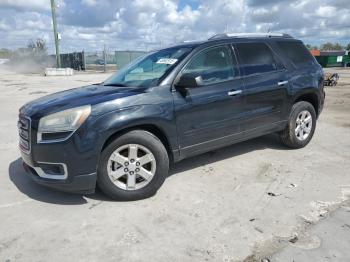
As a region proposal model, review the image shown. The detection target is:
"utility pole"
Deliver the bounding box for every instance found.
[103,44,106,72]
[50,0,61,68]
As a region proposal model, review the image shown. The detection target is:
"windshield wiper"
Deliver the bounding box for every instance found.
[103,83,128,87]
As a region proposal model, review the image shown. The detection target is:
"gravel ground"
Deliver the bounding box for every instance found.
[0,66,349,262]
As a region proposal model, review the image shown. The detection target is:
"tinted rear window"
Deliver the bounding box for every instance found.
[277,41,315,66]
[236,43,280,76]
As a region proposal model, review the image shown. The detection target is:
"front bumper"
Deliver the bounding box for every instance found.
[18,113,100,194]
[22,160,96,194]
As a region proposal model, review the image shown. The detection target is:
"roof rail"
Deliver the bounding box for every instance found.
[182,40,199,43]
[208,33,293,40]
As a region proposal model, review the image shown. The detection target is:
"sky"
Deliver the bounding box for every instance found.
[0,0,349,53]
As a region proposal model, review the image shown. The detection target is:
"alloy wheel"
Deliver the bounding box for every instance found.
[107,144,156,190]
[295,110,313,141]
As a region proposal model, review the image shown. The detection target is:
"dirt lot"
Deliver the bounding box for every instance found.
[0,67,349,262]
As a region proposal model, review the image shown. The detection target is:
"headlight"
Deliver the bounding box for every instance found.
[38,105,91,133]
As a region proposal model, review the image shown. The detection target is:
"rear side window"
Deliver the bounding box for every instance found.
[182,46,236,85]
[277,41,315,66]
[236,42,280,76]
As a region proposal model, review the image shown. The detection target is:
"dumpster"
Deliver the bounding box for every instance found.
[311,50,349,67]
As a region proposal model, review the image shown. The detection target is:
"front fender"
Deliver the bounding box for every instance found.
[93,104,178,153]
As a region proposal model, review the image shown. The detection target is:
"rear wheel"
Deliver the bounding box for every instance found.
[98,130,169,200]
[280,101,316,148]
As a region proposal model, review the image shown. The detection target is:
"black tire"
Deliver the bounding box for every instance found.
[97,130,169,201]
[279,101,317,149]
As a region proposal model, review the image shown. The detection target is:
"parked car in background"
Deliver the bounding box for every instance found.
[95,58,105,65]
[18,33,325,200]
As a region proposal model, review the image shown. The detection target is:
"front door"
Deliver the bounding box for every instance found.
[172,45,245,158]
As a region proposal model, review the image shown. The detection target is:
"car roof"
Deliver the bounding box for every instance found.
[160,33,298,51]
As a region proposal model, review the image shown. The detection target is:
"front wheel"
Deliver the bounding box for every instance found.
[97,130,169,201]
[279,101,317,149]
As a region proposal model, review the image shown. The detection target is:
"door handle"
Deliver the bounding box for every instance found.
[228,90,242,96]
[278,80,289,86]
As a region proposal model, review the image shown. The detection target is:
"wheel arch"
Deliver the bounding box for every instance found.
[293,91,320,116]
[100,124,175,162]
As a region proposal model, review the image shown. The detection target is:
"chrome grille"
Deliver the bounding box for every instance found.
[18,116,31,154]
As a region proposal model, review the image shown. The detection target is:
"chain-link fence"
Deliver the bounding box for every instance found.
[84,50,147,72]
[84,51,115,72]
[1,47,148,73]
[60,52,85,70]
[115,51,146,70]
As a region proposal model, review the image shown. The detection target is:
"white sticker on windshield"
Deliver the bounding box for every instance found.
[156,58,178,65]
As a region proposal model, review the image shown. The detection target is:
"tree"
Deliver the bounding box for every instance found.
[346,43,350,51]
[333,43,343,50]
[27,38,48,55]
[320,42,344,51]
[305,44,319,50]
[0,48,13,58]
[321,42,334,51]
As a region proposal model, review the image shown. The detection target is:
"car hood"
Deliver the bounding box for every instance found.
[20,84,146,119]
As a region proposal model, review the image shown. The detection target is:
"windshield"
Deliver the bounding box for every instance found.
[103,47,193,88]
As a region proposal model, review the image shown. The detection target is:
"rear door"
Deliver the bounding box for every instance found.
[172,44,245,157]
[234,41,289,132]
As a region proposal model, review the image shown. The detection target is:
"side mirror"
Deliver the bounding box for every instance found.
[175,74,204,89]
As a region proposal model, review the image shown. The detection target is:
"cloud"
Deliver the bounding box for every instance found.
[247,0,291,6]
[81,0,98,7]
[0,0,349,53]
[0,0,50,11]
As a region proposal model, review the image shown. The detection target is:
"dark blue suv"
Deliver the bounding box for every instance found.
[19,33,325,200]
